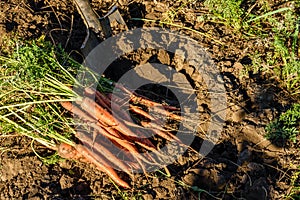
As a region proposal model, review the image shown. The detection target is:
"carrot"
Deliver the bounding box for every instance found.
[130,132,156,149]
[106,93,128,107]
[60,101,153,160]
[78,97,118,126]
[75,131,132,175]
[106,105,155,147]
[126,161,141,170]
[83,87,96,97]
[96,138,136,162]
[134,140,166,160]
[112,120,158,151]
[74,144,130,188]
[87,88,137,125]
[148,106,182,121]
[58,143,130,188]
[114,83,179,111]
[92,121,121,138]
[140,121,182,143]
[61,101,120,137]
[84,87,111,111]
[86,88,182,122]
[95,90,111,108]
[60,101,120,139]
[115,118,144,138]
[91,122,152,169]
[60,101,97,122]
[78,97,144,139]
[58,143,79,159]
[129,105,155,120]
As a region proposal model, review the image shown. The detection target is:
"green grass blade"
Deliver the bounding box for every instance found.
[247,7,292,23]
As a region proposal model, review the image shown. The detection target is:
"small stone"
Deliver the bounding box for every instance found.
[152,177,159,187]
[157,49,170,65]
[224,60,232,66]
[223,66,234,73]
[154,187,168,199]
[154,2,167,13]
[184,66,195,76]
[59,174,74,190]
[184,11,196,23]
[198,105,204,112]
[191,72,203,83]
[59,159,72,169]
[263,108,274,121]
[233,62,243,73]
[142,194,154,200]
[232,109,246,122]
[177,155,188,165]
[29,24,36,29]
[183,172,199,185]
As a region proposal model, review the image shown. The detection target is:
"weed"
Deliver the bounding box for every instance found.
[266,103,300,144]
[286,166,300,199]
[110,179,143,200]
[204,0,300,94]
[274,15,300,93]
[204,0,244,30]
[161,0,197,24]
[240,51,270,78]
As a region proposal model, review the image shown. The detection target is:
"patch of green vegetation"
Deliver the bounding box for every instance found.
[272,32,300,94]
[203,0,300,94]
[204,0,244,30]
[0,37,78,149]
[161,0,197,24]
[266,103,300,144]
[286,166,300,200]
[110,179,144,200]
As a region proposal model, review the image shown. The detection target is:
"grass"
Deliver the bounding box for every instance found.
[202,0,299,94]
[203,0,300,95]
[161,0,197,24]
[265,103,300,144]
[204,0,244,30]
[286,166,300,199]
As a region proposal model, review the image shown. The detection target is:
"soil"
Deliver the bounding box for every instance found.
[0,0,299,199]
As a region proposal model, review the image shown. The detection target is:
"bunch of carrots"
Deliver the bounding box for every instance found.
[0,39,187,189]
[57,83,184,188]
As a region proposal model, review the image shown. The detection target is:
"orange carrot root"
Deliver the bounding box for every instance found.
[74,144,131,188]
[78,97,118,126]
[129,105,155,120]
[75,131,132,175]
[140,121,182,143]
[58,142,130,188]
[59,84,188,188]
[60,101,97,122]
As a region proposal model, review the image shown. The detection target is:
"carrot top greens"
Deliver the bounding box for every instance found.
[0,37,111,152]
